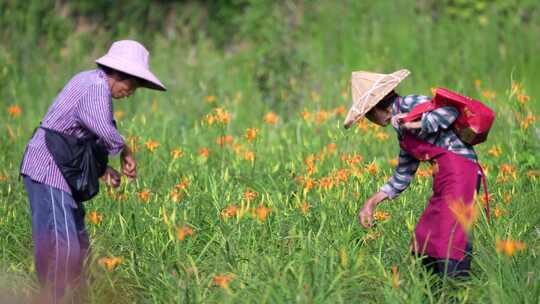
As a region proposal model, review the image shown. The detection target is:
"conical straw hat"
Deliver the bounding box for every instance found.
[343,69,410,129]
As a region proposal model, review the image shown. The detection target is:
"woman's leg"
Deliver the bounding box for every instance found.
[24,177,84,302]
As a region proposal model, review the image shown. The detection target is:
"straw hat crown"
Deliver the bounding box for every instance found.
[343,69,410,129]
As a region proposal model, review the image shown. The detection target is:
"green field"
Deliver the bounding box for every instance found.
[1,1,539,303]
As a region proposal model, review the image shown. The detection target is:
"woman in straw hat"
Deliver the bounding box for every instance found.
[20,40,166,302]
[344,69,480,278]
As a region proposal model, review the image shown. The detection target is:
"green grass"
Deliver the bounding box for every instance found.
[1,1,539,303]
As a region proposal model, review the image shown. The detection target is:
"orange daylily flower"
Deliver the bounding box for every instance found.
[301,111,311,122]
[171,148,184,160]
[314,110,328,124]
[496,239,526,257]
[98,256,123,272]
[245,128,259,142]
[144,140,160,152]
[481,90,496,100]
[521,113,536,130]
[300,201,310,215]
[363,231,383,242]
[221,204,239,218]
[87,211,103,225]
[389,158,398,168]
[334,105,346,116]
[374,211,391,221]
[212,274,235,289]
[169,189,182,203]
[318,176,334,191]
[175,178,190,191]
[356,119,369,131]
[326,143,337,154]
[199,147,210,158]
[7,105,22,118]
[264,112,279,125]
[176,226,194,241]
[114,110,125,120]
[138,189,151,203]
[500,163,517,180]
[365,162,379,175]
[215,108,231,124]
[206,114,217,126]
[243,190,258,202]
[493,206,503,219]
[375,132,389,141]
[216,135,234,147]
[255,204,272,222]
[487,146,502,158]
[474,80,481,90]
[449,199,478,231]
[303,178,316,193]
[243,151,255,163]
[206,95,216,103]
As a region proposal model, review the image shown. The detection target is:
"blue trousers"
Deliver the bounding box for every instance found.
[23,176,89,302]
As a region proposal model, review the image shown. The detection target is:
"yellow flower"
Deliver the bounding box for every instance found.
[264,112,279,125]
[87,211,103,225]
[98,256,123,272]
[144,140,160,152]
[496,239,526,257]
[389,158,398,168]
[176,226,194,241]
[215,108,231,124]
[7,105,22,118]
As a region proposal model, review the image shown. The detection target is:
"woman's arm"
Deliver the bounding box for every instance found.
[76,84,125,156]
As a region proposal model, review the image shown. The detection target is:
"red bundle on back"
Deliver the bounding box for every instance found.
[403,88,496,145]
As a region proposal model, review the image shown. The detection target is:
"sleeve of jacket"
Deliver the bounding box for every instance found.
[380,148,420,199]
[420,106,459,134]
[76,84,125,156]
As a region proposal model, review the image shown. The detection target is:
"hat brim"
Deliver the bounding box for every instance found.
[96,56,167,91]
[343,69,410,129]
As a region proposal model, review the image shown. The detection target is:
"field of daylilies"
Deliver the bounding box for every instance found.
[1,1,540,303]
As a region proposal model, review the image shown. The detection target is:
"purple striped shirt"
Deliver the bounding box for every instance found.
[20,68,125,199]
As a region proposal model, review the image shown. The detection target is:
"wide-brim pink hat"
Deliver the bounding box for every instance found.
[96,40,166,91]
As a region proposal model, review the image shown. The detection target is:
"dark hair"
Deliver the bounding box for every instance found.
[375,90,398,109]
[97,64,135,81]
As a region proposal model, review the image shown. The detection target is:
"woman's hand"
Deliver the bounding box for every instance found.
[358,191,388,228]
[120,146,137,180]
[102,166,121,188]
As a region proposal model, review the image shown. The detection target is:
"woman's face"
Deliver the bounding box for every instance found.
[365,106,392,126]
[109,74,140,99]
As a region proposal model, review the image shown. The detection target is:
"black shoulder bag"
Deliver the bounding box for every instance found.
[41,127,109,202]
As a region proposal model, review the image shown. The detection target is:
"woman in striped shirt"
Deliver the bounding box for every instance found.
[20,40,166,303]
[345,69,481,278]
